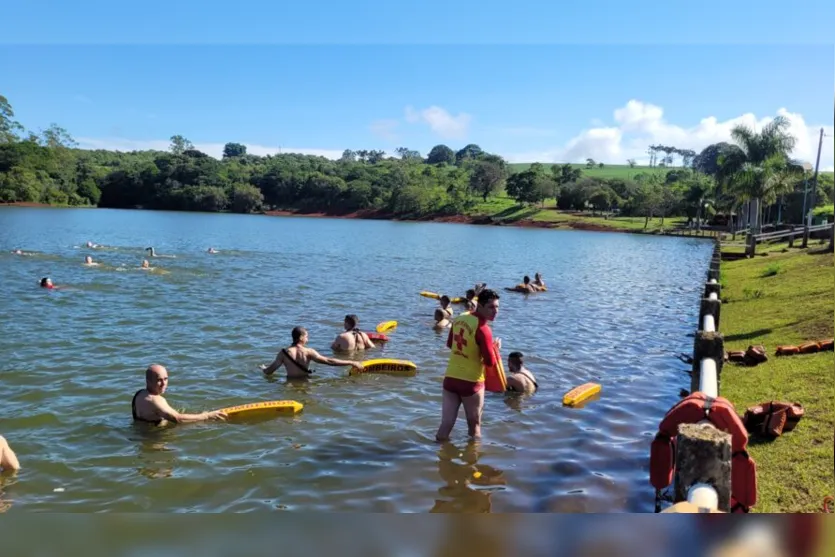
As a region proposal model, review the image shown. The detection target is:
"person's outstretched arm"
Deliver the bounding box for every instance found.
[0,435,21,471]
[309,349,364,371]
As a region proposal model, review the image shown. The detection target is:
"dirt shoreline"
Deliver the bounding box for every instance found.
[262,208,654,235]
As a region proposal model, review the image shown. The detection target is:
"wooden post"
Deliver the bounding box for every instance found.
[745,233,756,257]
[674,423,732,512]
[691,330,724,394]
[788,225,796,248]
[802,222,810,248]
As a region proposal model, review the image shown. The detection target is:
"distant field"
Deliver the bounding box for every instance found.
[508,163,669,180]
[508,162,835,181]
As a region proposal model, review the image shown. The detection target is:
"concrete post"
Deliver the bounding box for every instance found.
[674,423,732,512]
[704,282,721,299]
[788,225,796,248]
[691,331,724,394]
[699,298,722,330]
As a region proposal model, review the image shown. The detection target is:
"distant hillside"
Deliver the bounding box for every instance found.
[508,162,834,180]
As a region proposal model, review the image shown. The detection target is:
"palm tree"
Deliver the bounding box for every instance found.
[718,116,800,233]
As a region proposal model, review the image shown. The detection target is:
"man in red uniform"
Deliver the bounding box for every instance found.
[435,288,501,442]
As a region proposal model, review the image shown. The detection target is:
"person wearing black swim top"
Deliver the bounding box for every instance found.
[262,326,364,379]
[331,314,375,352]
[505,352,538,395]
[132,364,226,425]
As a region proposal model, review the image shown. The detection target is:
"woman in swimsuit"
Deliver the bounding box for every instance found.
[262,326,364,379]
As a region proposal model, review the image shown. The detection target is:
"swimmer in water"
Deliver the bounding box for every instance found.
[261,326,364,379]
[141,259,151,269]
[86,241,99,249]
[207,247,218,254]
[0,435,20,472]
[146,247,156,257]
[331,314,375,352]
[83,255,99,266]
[505,276,537,294]
[532,272,546,291]
[433,308,451,330]
[505,352,538,395]
[439,295,454,319]
[40,277,55,289]
[132,364,227,425]
[464,289,477,313]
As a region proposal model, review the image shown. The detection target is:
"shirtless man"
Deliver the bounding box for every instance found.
[331,315,375,352]
[464,289,477,313]
[84,255,99,266]
[132,364,227,425]
[261,326,364,379]
[505,276,537,294]
[505,352,538,395]
[433,308,451,330]
[532,273,546,291]
[439,296,454,319]
[0,435,20,471]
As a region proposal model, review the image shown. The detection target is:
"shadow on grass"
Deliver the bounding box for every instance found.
[724,329,774,342]
[497,207,540,223]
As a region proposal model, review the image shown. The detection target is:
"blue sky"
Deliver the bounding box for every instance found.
[1,1,833,168]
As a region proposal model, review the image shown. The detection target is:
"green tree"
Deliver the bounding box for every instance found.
[0,94,24,143]
[223,142,247,159]
[426,144,455,165]
[230,183,264,213]
[468,160,506,201]
[455,144,483,165]
[169,135,194,155]
[718,116,800,232]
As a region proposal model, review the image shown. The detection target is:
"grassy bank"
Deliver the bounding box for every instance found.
[467,193,687,232]
[718,244,834,512]
[508,163,669,181]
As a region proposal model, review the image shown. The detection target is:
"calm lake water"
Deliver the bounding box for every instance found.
[0,206,713,512]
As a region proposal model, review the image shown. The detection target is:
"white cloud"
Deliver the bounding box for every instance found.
[505,99,834,171]
[403,105,471,139]
[369,119,399,141]
[75,137,345,160]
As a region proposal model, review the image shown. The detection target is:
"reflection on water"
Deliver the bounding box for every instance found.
[431,441,507,513]
[0,207,714,512]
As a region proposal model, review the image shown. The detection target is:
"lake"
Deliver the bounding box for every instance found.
[0,206,713,512]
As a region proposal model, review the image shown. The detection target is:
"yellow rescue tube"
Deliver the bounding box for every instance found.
[450,297,466,304]
[220,400,304,417]
[420,291,441,300]
[354,358,417,376]
[562,383,601,407]
[376,320,398,333]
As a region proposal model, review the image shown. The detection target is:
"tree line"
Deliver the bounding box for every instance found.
[0,93,831,229]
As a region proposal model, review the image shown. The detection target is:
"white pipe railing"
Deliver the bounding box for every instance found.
[684,258,721,510]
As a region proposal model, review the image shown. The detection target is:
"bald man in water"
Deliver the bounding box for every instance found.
[132,364,226,425]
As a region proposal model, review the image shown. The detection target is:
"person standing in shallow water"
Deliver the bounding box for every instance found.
[436,289,502,442]
[331,315,375,352]
[262,326,364,379]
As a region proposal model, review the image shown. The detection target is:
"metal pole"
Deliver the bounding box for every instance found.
[808,128,824,225]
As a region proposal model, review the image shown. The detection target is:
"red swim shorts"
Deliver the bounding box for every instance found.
[443,377,484,398]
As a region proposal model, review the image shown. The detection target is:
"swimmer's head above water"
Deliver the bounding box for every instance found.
[141,259,150,268]
[343,314,359,331]
[84,255,93,264]
[291,326,309,346]
[146,364,169,395]
[39,277,53,288]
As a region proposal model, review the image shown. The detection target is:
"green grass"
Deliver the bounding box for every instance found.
[508,163,670,181]
[467,193,687,232]
[718,246,834,513]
